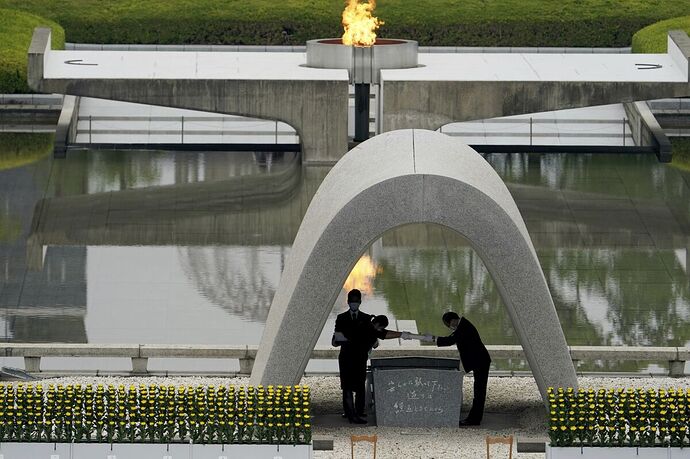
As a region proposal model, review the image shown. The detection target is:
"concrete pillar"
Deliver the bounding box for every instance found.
[24,356,41,373]
[354,84,370,142]
[131,357,149,374]
[669,360,686,377]
[239,357,255,375]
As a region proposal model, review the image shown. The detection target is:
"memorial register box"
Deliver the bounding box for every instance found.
[368,357,463,427]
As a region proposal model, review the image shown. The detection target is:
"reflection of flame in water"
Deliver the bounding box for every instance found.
[342,0,383,47]
[343,254,381,295]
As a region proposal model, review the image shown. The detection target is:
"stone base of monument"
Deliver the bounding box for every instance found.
[368,357,463,427]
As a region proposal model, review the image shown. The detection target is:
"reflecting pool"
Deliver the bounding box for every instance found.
[1,139,689,371]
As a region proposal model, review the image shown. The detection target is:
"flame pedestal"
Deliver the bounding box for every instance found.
[306,38,418,141]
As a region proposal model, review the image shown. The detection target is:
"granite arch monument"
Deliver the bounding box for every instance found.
[250,129,577,400]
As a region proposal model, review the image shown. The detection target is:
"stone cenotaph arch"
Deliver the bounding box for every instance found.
[250,129,577,400]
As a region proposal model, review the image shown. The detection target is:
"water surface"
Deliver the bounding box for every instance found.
[1,146,689,371]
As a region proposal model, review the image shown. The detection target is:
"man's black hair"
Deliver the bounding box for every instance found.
[347,289,362,303]
[372,315,389,328]
[442,311,460,326]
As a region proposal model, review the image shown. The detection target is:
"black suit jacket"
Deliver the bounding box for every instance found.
[333,310,388,390]
[436,316,491,372]
[334,310,385,357]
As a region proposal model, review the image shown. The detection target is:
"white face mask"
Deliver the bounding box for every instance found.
[348,302,360,312]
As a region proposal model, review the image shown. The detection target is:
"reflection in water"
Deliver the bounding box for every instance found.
[177,246,284,322]
[1,140,690,374]
[343,255,380,295]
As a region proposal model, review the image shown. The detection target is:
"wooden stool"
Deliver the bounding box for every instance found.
[486,435,513,459]
[351,434,377,459]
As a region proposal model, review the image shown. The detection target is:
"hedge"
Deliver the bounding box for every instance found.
[632,15,690,53]
[0,383,312,444]
[548,387,690,448]
[1,0,689,47]
[0,9,64,93]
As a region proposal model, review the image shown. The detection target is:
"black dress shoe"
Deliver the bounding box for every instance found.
[349,416,368,424]
[458,419,480,427]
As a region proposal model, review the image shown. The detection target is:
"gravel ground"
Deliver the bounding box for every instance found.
[14,374,690,459]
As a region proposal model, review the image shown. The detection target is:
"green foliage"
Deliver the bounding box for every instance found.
[0,133,53,171]
[0,9,64,93]
[548,387,690,448]
[0,0,688,47]
[632,15,690,53]
[0,383,312,444]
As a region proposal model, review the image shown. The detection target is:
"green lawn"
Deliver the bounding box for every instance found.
[0,8,64,93]
[632,15,690,52]
[0,0,689,47]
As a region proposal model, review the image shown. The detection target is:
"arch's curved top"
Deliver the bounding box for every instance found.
[250,129,577,402]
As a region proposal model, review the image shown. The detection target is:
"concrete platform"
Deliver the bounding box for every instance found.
[385,52,685,82]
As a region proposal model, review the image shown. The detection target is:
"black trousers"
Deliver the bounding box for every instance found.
[466,363,490,423]
[342,386,366,417]
[339,353,367,416]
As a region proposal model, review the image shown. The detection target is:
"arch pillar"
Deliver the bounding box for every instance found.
[250,129,577,401]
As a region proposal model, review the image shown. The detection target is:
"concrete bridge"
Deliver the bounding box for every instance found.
[28,28,690,163]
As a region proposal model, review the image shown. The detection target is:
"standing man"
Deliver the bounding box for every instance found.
[333,289,402,424]
[425,311,491,426]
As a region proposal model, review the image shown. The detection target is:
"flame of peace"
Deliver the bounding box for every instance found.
[341,0,383,47]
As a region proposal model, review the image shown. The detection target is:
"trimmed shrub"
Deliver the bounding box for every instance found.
[632,15,690,53]
[0,9,64,93]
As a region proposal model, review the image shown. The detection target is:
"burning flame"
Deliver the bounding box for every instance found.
[341,0,383,47]
[343,254,381,295]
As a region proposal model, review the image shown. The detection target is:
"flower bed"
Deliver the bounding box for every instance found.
[0,383,311,445]
[548,387,690,448]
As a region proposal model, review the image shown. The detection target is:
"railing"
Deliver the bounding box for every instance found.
[440,117,633,147]
[75,115,298,145]
[4,344,688,377]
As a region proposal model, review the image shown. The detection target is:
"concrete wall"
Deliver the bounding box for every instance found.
[28,28,349,163]
[250,130,577,403]
[623,101,672,161]
[381,80,690,133]
[380,31,690,134]
[53,95,79,158]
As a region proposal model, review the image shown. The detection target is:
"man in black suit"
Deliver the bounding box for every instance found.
[333,289,402,424]
[427,311,491,426]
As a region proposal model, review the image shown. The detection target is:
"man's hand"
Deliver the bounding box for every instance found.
[400,331,413,340]
[418,334,435,343]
